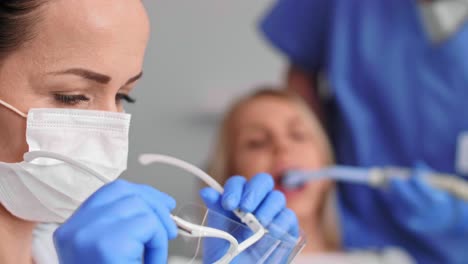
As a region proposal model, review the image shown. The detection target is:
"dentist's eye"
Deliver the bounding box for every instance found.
[116,93,136,104]
[54,94,90,106]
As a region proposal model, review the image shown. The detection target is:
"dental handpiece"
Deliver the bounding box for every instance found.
[283,166,468,201]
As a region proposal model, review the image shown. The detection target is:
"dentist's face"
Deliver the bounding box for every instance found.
[0,0,150,162]
[231,96,332,219]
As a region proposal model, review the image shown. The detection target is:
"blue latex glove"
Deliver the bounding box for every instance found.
[199,173,300,263]
[54,180,178,264]
[200,173,299,237]
[387,163,468,235]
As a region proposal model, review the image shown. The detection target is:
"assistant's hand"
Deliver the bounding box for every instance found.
[53,180,178,264]
[386,163,468,235]
[200,173,299,237]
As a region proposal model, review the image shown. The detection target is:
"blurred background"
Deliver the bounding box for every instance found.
[123,0,280,256]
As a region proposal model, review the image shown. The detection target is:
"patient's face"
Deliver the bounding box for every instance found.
[231,96,331,218]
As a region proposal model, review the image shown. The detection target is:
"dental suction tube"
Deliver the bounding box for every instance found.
[284,166,468,201]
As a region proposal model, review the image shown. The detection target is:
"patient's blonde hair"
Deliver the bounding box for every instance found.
[207,87,334,185]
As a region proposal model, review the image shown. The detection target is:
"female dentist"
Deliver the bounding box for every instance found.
[0,1,298,264]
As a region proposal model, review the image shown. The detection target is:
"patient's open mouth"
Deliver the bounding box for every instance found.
[273,170,306,196]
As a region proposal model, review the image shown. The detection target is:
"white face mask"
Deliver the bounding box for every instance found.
[0,99,130,223]
[420,0,468,43]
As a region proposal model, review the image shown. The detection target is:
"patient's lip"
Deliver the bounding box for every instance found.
[276,182,306,200]
[272,161,295,178]
[271,166,293,185]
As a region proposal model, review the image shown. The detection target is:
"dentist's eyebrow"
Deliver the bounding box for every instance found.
[50,69,143,85]
[125,71,143,85]
[51,68,111,84]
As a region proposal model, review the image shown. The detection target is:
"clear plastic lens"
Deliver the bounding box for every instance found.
[172,204,306,264]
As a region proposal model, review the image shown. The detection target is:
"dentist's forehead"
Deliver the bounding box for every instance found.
[29,0,150,72]
[47,0,149,34]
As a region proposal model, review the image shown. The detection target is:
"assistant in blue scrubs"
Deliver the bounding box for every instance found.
[260,0,468,263]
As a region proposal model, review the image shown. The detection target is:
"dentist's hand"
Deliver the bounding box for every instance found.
[200,173,300,237]
[386,164,468,235]
[54,179,178,264]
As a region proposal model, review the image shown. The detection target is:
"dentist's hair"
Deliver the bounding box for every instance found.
[0,0,48,61]
[207,87,334,185]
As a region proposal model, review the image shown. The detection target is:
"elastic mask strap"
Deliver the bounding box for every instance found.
[138,154,267,256]
[0,99,27,118]
[23,151,111,183]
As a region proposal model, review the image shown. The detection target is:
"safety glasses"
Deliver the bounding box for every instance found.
[139,154,305,263]
[24,151,306,263]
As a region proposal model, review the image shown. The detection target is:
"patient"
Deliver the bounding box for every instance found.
[206,88,414,263]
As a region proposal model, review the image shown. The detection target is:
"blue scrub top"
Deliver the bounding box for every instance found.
[261,0,468,263]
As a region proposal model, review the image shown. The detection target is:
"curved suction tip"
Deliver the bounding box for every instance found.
[281,170,306,190]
